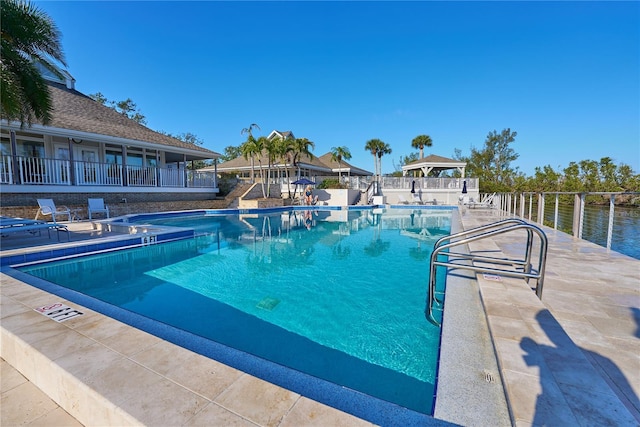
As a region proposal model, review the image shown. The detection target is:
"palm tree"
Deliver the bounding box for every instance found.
[254,136,268,197]
[240,124,260,182]
[263,135,284,198]
[377,142,392,181]
[292,137,315,179]
[274,135,296,198]
[411,134,433,159]
[364,139,383,180]
[1,0,67,126]
[240,138,258,183]
[330,146,352,182]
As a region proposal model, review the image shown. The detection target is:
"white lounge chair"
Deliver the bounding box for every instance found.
[397,194,410,204]
[469,193,496,209]
[0,216,69,241]
[423,193,438,205]
[36,198,73,222]
[88,198,110,219]
[411,193,424,204]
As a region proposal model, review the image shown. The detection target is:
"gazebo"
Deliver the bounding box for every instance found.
[401,154,466,178]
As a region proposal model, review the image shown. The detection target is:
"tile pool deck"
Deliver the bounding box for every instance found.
[1,208,639,426]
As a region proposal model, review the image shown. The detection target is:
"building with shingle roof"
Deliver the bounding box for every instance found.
[211,132,372,181]
[1,67,221,202]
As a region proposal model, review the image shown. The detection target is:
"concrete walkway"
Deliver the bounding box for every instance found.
[1,358,82,426]
[1,210,639,426]
[458,207,639,425]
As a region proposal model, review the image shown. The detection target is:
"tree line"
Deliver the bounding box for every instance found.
[450,128,639,195]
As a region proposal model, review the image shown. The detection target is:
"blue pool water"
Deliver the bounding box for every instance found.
[20,207,452,415]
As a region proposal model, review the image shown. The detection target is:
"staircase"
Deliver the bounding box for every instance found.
[224,183,253,209]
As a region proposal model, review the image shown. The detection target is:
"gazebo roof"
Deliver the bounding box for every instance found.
[401,154,467,177]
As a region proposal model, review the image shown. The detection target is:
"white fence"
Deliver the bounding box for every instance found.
[0,155,217,189]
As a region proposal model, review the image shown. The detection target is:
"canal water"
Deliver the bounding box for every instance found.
[541,204,640,260]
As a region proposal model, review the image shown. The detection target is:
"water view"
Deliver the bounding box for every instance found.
[542,204,639,260]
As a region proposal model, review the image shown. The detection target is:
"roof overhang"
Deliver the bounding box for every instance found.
[402,158,467,177]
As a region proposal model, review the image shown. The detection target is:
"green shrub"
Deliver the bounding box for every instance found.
[317,179,346,189]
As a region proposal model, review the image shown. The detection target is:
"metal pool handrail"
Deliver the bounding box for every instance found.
[427,220,548,326]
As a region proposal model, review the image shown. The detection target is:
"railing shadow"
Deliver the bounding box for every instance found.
[520,310,639,425]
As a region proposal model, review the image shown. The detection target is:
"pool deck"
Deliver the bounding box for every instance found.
[1,208,639,426]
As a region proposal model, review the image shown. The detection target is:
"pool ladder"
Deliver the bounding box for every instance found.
[427,219,548,326]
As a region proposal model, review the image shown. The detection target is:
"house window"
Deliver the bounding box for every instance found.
[1,138,10,156]
[106,150,123,165]
[127,152,143,167]
[19,141,45,158]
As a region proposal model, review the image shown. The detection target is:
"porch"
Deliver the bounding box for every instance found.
[0,155,217,189]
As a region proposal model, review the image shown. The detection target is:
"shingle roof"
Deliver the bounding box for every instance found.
[216,151,328,170]
[40,82,219,157]
[216,151,372,176]
[317,153,372,175]
[405,154,465,167]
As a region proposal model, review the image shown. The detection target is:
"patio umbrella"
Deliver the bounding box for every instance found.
[462,180,468,194]
[292,178,316,186]
[411,180,416,194]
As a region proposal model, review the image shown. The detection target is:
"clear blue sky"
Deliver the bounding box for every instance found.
[36,1,639,176]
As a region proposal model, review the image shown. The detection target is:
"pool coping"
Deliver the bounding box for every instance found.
[1,205,510,426]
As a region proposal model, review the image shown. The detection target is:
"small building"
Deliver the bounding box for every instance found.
[401,154,467,178]
[211,130,372,182]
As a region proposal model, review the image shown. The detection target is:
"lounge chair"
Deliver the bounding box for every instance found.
[36,198,75,222]
[88,198,110,219]
[469,193,496,209]
[397,194,410,204]
[0,216,69,241]
[423,193,438,205]
[411,193,424,204]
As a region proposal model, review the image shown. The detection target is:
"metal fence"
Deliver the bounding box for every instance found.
[496,192,640,253]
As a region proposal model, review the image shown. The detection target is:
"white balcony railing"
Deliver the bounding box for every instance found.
[0,155,217,189]
[14,156,72,185]
[75,161,123,186]
[159,168,183,187]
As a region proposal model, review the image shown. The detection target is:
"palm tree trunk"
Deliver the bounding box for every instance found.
[372,154,377,181]
[266,160,272,197]
[258,161,266,198]
[285,163,292,199]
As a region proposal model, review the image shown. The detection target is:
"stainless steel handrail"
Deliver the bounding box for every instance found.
[427,220,548,326]
[433,218,534,280]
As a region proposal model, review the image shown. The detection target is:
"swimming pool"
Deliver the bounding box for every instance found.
[19,207,452,417]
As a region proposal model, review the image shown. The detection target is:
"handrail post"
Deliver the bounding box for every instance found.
[537,193,545,225]
[554,194,559,230]
[607,194,615,249]
[579,193,585,239]
[572,194,580,237]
